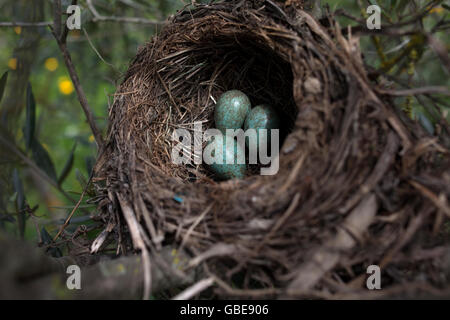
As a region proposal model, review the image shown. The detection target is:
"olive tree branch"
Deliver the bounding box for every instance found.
[1,0,165,28]
[0,235,196,299]
[378,86,450,97]
[53,0,62,39]
[53,38,105,149]
[0,21,52,27]
[50,1,104,149]
[86,0,165,25]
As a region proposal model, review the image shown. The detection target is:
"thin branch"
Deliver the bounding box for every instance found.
[426,33,450,74]
[410,180,450,218]
[378,86,450,97]
[60,0,79,42]
[118,0,147,11]
[82,27,119,73]
[1,0,164,28]
[53,0,62,39]
[338,0,439,29]
[55,40,104,148]
[86,0,165,25]
[53,171,93,241]
[172,277,215,300]
[0,21,52,27]
[337,0,442,37]
[50,11,104,149]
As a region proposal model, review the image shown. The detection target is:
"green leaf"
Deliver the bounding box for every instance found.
[41,227,62,257]
[24,83,36,151]
[0,214,15,223]
[12,169,26,238]
[31,139,57,182]
[418,113,435,135]
[75,168,95,196]
[8,191,17,203]
[75,168,88,189]
[41,226,53,244]
[67,190,82,196]
[50,247,63,258]
[395,0,410,17]
[85,155,95,176]
[0,71,8,105]
[58,142,77,185]
[12,169,25,212]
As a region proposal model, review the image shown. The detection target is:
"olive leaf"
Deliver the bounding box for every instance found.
[75,167,95,196]
[40,226,53,244]
[58,142,77,185]
[394,0,410,18]
[0,71,8,105]
[41,227,63,258]
[75,168,88,189]
[85,155,95,176]
[0,214,15,223]
[12,169,26,238]
[24,83,36,151]
[31,139,58,182]
[418,113,435,135]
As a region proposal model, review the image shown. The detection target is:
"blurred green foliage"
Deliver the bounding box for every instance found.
[0,0,448,248]
[0,0,188,243]
[322,0,450,125]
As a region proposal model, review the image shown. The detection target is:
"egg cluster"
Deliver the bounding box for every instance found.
[206,90,280,180]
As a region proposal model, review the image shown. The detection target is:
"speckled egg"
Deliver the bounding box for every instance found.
[244,104,280,151]
[204,134,246,180]
[214,90,251,131]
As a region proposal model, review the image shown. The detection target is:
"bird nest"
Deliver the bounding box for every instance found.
[93,0,450,298]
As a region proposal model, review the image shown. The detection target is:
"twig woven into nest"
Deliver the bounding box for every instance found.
[93,0,450,298]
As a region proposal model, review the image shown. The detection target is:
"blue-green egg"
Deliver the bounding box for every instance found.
[204,134,246,180]
[214,90,251,131]
[244,104,280,152]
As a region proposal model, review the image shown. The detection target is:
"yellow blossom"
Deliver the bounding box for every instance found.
[58,76,74,95]
[8,58,17,70]
[45,57,59,72]
[430,7,444,14]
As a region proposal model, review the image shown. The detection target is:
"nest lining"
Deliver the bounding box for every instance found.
[93,0,450,298]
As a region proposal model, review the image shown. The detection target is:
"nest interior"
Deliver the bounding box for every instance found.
[94,0,450,297]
